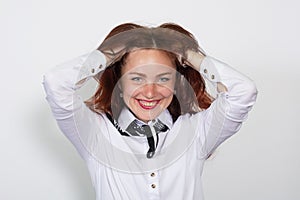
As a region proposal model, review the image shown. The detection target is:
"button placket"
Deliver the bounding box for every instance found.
[148,171,159,192]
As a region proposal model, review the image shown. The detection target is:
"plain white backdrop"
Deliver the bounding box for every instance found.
[1,0,299,199]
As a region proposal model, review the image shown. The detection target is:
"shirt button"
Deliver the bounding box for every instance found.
[150,173,155,177]
[99,64,103,69]
[91,68,95,73]
[211,74,215,79]
[151,184,156,188]
[204,69,208,73]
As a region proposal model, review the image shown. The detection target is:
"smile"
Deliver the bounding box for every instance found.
[137,99,160,110]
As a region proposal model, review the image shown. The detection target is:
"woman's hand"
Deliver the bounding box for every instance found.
[98,42,127,67]
[184,50,205,71]
[97,27,204,67]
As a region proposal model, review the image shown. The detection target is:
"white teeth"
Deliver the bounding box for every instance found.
[141,101,156,107]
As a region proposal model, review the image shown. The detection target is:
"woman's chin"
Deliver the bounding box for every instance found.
[133,108,163,122]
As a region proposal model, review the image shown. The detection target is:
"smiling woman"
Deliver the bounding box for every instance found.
[42,22,258,200]
[87,23,212,123]
[118,49,177,122]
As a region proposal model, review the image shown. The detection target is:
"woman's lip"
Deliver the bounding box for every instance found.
[137,99,160,110]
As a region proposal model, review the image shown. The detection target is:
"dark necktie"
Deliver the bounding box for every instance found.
[106,113,169,158]
[126,119,168,158]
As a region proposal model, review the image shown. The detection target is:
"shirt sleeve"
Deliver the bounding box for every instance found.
[42,50,107,160]
[195,56,258,159]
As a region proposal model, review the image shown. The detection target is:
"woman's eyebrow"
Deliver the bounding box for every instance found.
[128,72,146,77]
[156,72,173,77]
[127,72,173,77]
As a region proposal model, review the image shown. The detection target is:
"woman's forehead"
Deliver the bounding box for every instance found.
[122,63,176,77]
[122,49,176,73]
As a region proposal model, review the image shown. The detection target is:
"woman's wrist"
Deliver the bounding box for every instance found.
[186,50,205,71]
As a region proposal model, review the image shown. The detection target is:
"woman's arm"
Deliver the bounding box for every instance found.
[187,51,258,159]
[42,50,106,159]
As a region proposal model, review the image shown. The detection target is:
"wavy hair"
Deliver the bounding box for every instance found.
[85,22,213,122]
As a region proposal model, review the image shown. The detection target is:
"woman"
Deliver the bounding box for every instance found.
[43,22,257,200]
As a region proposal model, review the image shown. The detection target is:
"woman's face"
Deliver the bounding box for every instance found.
[119,49,176,122]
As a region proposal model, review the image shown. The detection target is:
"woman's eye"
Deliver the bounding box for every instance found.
[131,77,143,82]
[159,77,170,82]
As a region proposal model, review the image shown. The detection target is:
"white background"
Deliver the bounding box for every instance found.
[1,0,299,199]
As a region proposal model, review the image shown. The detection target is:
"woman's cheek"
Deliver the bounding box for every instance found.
[123,84,142,98]
[158,85,175,97]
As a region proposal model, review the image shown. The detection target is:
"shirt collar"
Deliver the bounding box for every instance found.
[117,107,173,131]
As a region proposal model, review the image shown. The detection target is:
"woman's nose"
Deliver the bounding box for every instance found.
[142,83,157,99]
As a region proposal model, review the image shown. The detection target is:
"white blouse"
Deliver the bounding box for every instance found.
[42,50,257,200]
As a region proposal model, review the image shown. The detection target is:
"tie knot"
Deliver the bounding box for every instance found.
[125,120,150,137]
[125,119,169,137]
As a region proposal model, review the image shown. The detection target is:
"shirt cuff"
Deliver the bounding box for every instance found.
[77,50,107,84]
[199,56,221,83]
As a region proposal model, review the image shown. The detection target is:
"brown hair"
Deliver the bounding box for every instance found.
[85,22,213,122]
